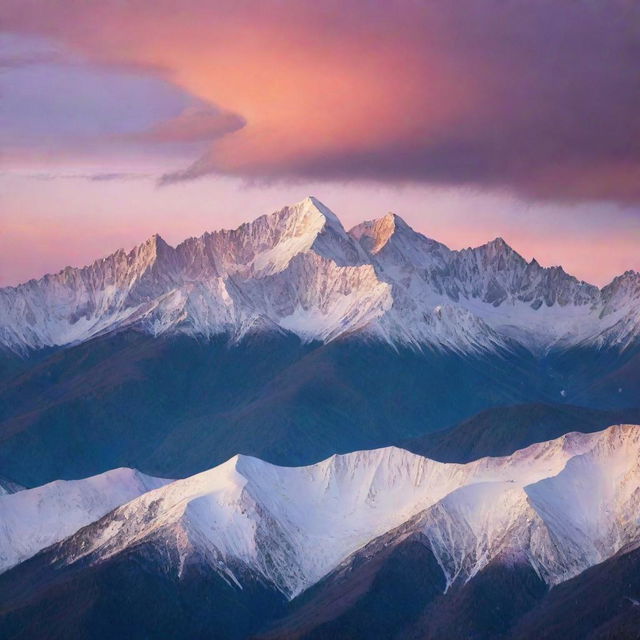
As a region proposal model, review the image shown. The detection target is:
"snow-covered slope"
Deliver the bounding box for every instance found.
[1,197,639,354]
[358,424,640,590]
[0,467,169,573]
[16,424,639,600]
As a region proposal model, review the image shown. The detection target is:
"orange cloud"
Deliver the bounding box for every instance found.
[2,0,640,201]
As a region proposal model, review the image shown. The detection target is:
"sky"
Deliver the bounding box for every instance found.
[1,0,639,287]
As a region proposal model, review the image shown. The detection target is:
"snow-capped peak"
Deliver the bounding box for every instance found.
[302,195,344,229]
[349,212,408,254]
[601,270,640,310]
[481,235,517,255]
[198,195,359,277]
[350,212,448,264]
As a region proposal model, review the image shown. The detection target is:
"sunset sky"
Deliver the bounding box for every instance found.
[1,0,639,287]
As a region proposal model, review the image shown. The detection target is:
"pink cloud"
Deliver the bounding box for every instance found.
[1,0,639,201]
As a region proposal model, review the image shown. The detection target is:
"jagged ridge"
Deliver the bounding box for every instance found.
[1,197,639,354]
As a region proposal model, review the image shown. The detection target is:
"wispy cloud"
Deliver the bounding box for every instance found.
[0,51,63,68]
[27,171,151,182]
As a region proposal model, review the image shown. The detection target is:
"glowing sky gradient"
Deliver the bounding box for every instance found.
[1,0,639,287]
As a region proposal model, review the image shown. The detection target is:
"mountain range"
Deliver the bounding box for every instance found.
[1,197,640,638]
[2,196,640,355]
[1,424,640,639]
